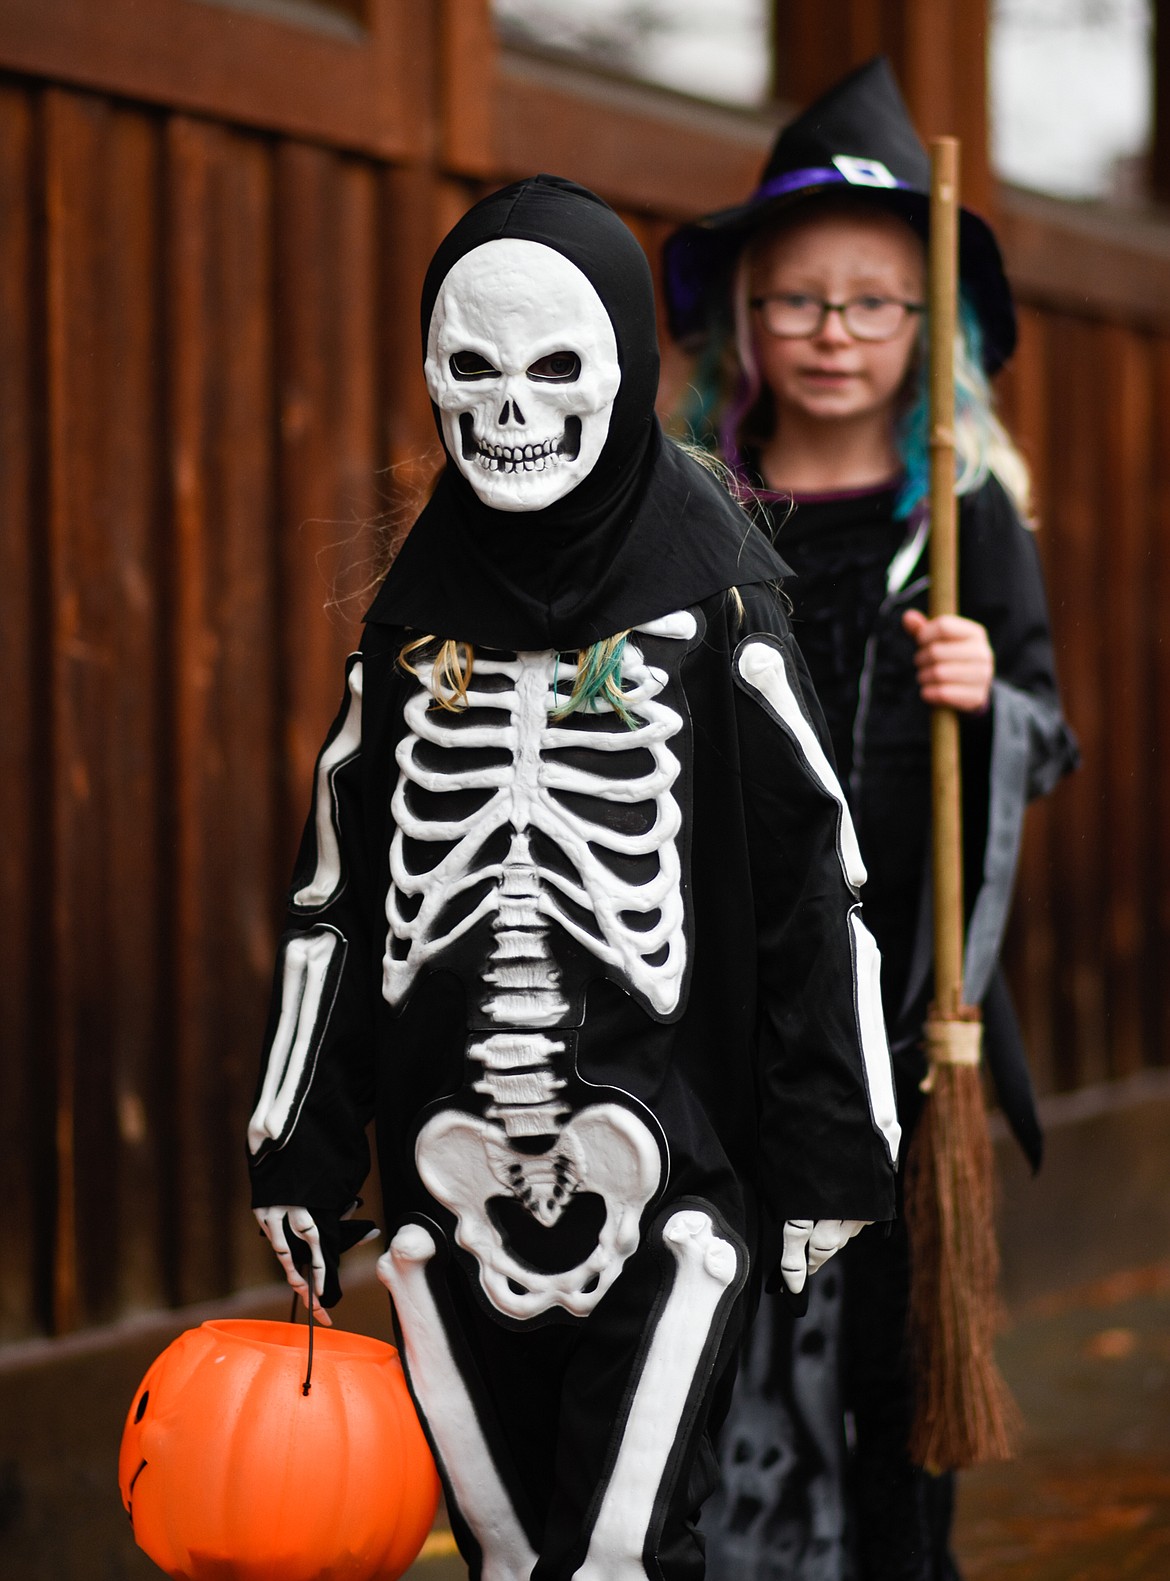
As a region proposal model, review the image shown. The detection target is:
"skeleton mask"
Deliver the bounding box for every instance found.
[425,238,622,513]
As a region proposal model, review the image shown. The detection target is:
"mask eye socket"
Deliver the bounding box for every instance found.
[528,351,581,383]
[450,350,500,380]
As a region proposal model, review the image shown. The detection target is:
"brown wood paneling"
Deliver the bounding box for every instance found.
[773,0,851,103]
[440,0,496,178]
[381,162,447,489]
[42,88,171,1328]
[492,50,778,220]
[197,124,285,1295]
[0,0,416,160]
[90,104,170,1320]
[1001,188,1170,333]
[1043,317,1109,1090]
[165,114,297,1304]
[274,141,378,828]
[0,83,49,1340]
[165,111,223,1305]
[1098,326,1154,1078]
[1150,342,1170,1071]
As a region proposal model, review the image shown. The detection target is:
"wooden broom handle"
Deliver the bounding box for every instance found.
[927,137,965,1019]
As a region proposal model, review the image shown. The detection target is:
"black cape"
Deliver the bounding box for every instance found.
[759,473,1080,1163]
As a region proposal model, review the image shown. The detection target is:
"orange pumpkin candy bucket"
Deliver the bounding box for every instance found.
[118,1318,441,1581]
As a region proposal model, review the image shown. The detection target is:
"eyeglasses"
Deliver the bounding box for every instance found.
[751,292,924,342]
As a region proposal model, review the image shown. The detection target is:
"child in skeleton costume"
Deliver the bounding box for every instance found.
[248,175,900,1581]
[664,60,1079,1581]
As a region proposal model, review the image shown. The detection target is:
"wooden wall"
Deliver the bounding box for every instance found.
[994,193,1170,1103]
[0,81,404,1340]
[1,0,1167,1341]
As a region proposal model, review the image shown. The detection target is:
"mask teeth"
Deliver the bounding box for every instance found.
[469,431,566,472]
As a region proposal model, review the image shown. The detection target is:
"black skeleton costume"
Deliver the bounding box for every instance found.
[249,176,899,1581]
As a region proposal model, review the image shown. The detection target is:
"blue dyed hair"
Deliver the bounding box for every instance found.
[551,634,637,726]
[893,295,1028,520]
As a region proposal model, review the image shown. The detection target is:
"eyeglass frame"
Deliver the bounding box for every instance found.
[750,292,925,343]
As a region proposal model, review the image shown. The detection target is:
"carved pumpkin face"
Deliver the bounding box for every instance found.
[119,1319,440,1581]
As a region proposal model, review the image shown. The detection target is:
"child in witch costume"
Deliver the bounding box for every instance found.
[248,175,900,1581]
[664,58,1078,1581]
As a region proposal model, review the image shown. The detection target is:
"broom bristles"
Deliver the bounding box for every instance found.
[904,1048,1020,1471]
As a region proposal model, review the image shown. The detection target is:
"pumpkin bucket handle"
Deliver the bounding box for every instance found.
[288,1279,317,1396]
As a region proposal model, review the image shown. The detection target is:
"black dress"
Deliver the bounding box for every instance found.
[702,475,1078,1581]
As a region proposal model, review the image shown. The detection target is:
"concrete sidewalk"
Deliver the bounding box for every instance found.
[953,1264,1170,1581]
[407,1264,1170,1580]
[2,1256,1166,1578]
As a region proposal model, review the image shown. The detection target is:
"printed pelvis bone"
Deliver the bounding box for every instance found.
[424,237,621,512]
[387,636,689,1319]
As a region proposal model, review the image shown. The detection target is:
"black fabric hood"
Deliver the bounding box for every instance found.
[366,175,786,650]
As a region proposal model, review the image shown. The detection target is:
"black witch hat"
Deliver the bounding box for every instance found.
[662,57,1016,371]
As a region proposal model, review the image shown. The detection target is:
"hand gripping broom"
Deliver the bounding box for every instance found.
[903,137,1018,1471]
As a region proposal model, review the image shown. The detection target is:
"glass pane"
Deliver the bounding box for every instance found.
[492,0,772,108]
[991,0,1152,200]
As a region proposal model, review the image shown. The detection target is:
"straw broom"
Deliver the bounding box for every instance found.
[903,137,1018,1471]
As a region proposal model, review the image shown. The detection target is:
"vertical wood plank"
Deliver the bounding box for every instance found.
[43,89,116,1330]
[203,126,285,1293]
[381,161,445,495]
[42,89,170,1328]
[439,0,494,176]
[91,104,169,1319]
[275,142,354,828]
[1150,340,1170,1070]
[163,111,219,1304]
[1042,315,1108,1090]
[165,116,298,1302]
[773,0,856,104]
[1099,326,1153,1078]
[0,83,50,1339]
[326,155,383,616]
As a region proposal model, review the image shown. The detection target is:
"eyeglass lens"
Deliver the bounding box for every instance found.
[757,295,917,342]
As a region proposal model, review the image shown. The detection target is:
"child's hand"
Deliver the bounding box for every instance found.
[902,609,994,713]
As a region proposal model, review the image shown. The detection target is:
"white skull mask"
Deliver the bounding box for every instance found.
[424,238,622,512]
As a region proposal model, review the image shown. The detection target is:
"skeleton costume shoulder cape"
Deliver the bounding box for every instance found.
[248,177,899,1581]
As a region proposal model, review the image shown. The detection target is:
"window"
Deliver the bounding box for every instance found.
[991,0,1152,200]
[492,0,772,108]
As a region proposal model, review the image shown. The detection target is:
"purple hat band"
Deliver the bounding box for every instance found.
[749,164,912,204]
